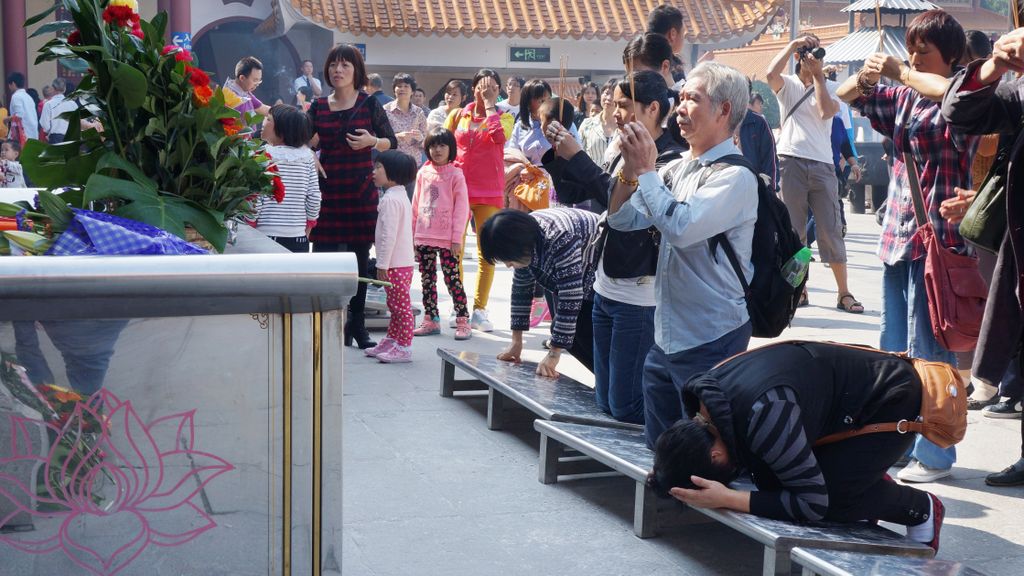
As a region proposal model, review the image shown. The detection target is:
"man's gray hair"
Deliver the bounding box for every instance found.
[51,77,67,92]
[688,62,750,132]
[367,73,384,89]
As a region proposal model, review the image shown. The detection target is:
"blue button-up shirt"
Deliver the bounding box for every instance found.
[607,138,758,353]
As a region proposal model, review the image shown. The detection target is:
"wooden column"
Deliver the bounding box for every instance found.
[2,0,28,89]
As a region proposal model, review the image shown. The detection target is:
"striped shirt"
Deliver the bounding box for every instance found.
[256,145,322,238]
[747,386,829,522]
[510,208,600,350]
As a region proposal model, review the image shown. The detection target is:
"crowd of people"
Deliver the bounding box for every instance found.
[7,2,1024,554]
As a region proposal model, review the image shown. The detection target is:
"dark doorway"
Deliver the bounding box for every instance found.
[193,20,299,107]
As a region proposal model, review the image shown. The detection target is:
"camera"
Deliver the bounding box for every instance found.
[797,46,826,60]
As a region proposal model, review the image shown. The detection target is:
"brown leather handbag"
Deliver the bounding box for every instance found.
[816,355,968,449]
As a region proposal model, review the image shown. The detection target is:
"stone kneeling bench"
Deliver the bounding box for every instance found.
[534,420,936,576]
[791,547,990,576]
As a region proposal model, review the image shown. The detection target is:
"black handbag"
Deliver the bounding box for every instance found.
[959,144,1008,254]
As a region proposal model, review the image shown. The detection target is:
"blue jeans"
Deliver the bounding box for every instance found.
[880,259,956,470]
[592,293,655,424]
[14,319,129,397]
[641,322,752,448]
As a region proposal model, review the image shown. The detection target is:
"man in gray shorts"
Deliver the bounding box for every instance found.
[765,34,863,313]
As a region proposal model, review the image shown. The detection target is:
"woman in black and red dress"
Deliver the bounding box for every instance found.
[308,44,397,348]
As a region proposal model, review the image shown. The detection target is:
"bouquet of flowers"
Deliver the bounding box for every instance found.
[11,0,283,252]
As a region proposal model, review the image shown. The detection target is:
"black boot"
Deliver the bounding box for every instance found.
[344,312,376,350]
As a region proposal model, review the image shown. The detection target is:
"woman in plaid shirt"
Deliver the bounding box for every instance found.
[837,9,980,483]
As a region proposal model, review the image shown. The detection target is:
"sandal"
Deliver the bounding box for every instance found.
[837,293,864,314]
[798,289,809,308]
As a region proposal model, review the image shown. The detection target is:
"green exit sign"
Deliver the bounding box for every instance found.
[510,47,551,63]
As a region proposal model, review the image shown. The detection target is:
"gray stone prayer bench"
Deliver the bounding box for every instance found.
[436,348,642,432]
[534,420,935,576]
[791,547,989,576]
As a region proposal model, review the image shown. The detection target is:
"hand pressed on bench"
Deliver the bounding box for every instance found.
[669,475,751,513]
[498,330,563,378]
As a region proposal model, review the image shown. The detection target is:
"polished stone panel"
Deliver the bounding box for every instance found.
[792,547,990,576]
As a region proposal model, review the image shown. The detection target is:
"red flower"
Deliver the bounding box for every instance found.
[162,45,193,62]
[102,5,135,27]
[131,24,144,40]
[220,117,242,137]
[272,177,286,203]
[186,66,210,88]
[67,30,81,46]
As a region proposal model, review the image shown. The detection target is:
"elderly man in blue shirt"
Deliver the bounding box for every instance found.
[609,62,758,449]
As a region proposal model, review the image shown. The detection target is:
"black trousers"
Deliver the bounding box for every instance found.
[268,235,310,253]
[567,298,594,374]
[313,241,371,323]
[971,233,1024,456]
[814,389,932,526]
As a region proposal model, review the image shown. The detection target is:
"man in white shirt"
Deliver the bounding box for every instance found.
[6,73,38,142]
[40,78,77,144]
[766,35,861,313]
[291,59,322,103]
[609,62,758,448]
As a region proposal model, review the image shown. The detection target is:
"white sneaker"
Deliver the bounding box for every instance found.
[470,309,494,332]
[897,459,952,483]
[448,309,458,328]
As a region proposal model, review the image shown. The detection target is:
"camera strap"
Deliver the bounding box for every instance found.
[782,85,815,126]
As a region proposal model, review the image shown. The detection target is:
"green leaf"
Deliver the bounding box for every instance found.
[3,231,53,255]
[21,139,105,188]
[29,20,75,38]
[95,152,158,193]
[58,58,90,74]
[151,11,168,38]
[24,4,58,27]
[84,174,229,252]
[36,189,73,233]
[108,61,147,109]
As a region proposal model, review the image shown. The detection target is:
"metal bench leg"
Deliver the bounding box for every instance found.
[801,568,817,576]
[487,388,505,430]
[633,481,658,539]
[538,433,562,484]
[762,547,791,576]
[439,359,456,397]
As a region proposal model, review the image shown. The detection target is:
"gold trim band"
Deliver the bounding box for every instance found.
[283,313,292,576]
[312,312,323,576]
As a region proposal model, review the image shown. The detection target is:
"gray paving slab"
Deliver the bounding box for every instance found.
[344,211,1021,575]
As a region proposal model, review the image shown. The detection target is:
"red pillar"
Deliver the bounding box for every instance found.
[157,0,172,41]
[168,0,191,37]
[2,0,28,88]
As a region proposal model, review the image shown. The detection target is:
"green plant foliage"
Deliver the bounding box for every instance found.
[751,80,780,129]
[20,0,277,253]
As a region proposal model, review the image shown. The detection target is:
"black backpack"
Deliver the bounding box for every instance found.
[698,154,806,338]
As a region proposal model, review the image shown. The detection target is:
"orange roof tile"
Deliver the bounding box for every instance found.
[282,0,788,43]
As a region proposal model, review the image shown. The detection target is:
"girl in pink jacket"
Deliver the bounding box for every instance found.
[367,151,418,363]
[411,128,472,340]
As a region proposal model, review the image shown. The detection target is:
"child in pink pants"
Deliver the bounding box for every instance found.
[365,151,418,363]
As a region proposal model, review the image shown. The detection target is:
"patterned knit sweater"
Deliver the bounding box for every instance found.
[510,208,600,349]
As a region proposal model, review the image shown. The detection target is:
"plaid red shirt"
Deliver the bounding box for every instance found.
[852,85,979,265]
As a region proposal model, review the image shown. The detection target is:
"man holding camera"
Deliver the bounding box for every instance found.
[767,35,862,314]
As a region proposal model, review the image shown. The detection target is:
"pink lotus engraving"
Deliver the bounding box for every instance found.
[0,389,234,575]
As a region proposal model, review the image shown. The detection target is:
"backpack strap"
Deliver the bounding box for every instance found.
[698,155,757,283]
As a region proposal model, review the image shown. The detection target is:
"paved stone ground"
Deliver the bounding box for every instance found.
[343,209,1024,575]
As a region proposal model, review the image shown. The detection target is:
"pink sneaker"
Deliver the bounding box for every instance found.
[364,337,396,358]
[378,344,412,363]
[413,317,441,336]
[529,299,549,328]
[454,317,472,341]
[925,493,945,553]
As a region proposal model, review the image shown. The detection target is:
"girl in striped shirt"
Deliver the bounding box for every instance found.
[257,104,321,252]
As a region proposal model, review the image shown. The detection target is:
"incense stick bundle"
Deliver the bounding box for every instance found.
[1014,0,1021,29]
[876,0,884,53]
[627,57,636,120]
[559,55,566,121]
